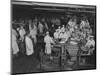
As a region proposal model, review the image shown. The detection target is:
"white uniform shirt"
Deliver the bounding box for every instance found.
[85,39,95,48]
[44,35,54,54]
[30,28,37,37]
[19,28,26,40]
[38,22,44,33]
[59,31,71,43]
[56,28,61,33]
[54,31,59,39]
[12,29,19,54]
[25,36,34,55]
[80,20,90,29]
[30,28,37,44]
[68,21,76,28]
[61,26,65,32]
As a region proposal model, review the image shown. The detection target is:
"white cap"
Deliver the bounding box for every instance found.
[46,31,49,34]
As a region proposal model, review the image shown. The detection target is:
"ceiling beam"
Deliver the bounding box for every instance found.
[12,1,96,9]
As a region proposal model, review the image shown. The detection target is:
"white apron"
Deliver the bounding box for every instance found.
[19,28,26,41]
[44,35,54,54]
[12,29,19,55]
[54,32,59,39]
[30,28,37,44]
[45,43,51,54]
[25,36,34,55]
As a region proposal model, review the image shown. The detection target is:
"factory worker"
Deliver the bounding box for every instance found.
[56,26,61,33]
[69,27,75,33]
[54,29,59,39]
[85,20,90,28]
[59,25,66,38]
[80,20,86,29]
[80,20,90,29]
[85,36,95,54]
[12,28,19,55]
[19,25,26,41]
[68,19,76,28]
[25,33,34,56]
[68,21,76,33]
[44,31,55,55]
[59,31,71,43]
[68,20,73,27]
[59,32,64,39]
[64,31,71,41]
[29,23,37,44]
[80,31,86,40]
[85,36,95,47]
[72,29,80,41]
[38,21,44,33]
[44,22,49,30]
[61,25,65,32]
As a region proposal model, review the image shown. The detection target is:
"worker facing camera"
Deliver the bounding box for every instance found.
[44,31,55,55]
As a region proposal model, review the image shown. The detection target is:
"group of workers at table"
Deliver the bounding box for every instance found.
[44,19,95,54]
[12,16,95,66]
[43,18,95,66]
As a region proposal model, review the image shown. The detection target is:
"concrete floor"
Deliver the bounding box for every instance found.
[12,51,96,74]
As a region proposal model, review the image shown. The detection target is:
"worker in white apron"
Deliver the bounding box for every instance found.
[80,20,90,29]
[19,26,26,41]
[29,24,37,44]
[85,36,95,54]
[25,34,34,56]
[61,25,65,32]
[59,31,71,43]
[38,21,44,34]
[12,29,19,55]
[54,29,59,39]
[44,31,55,55]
